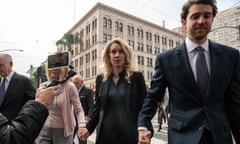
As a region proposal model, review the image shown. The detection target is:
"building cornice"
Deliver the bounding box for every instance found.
[68,2,182,37]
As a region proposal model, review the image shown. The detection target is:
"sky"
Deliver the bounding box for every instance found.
[0,0,239,74]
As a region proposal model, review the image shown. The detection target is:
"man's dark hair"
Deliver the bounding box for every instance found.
[180,0,218,20]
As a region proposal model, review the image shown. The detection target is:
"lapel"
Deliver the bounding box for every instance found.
[1,73,16,107]
[175,43,203,102]
[206,41,221,100]
[4,73,16,97]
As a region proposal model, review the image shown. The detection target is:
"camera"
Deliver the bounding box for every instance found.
[47,51,70,70]
[45,52,76,87]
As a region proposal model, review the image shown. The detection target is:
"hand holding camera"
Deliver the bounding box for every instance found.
[35,85,60,106]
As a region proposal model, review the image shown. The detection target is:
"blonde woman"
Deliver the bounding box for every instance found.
[35,54,86,144]
[80,38,147,144]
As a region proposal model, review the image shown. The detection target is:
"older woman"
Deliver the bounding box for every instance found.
[35,54,86,144]
[80,38,147,144]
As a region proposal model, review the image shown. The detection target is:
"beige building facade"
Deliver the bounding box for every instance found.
[208,6,240,49]
[57,2,184,89]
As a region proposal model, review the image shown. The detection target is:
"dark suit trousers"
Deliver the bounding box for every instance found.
[199,129,213,144]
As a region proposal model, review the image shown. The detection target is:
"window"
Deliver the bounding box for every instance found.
[146,45,152,53]
[119,23,123,32]
[103,33,107,42]
[85,53,90,63]
[92,21,94,30]
[155,47,160,54]
[115,21,118,31]
[137,55,144,65]
[169,39,174,47]
[115,21,123,32]
[138,43,144,52]
[85,68,90,78]
[137,29,140,38]
[146,32,149,40]
[79,57,83,66]
[131,26,134,35]
[141,30,144,38]
[95,18,97,28]
[147,71,153,80]
[128,25,131,35]
[103,33,112,42]
[92,66,97,76]
[140,43,144,52]
[128,40,134,48]
[107,34,112,41]
[92,49,97,60]
[107,19,112,29]
[162,36,167,45]
[103,17,107,27]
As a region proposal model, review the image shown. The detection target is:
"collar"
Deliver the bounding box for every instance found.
[110,70,126,78]
[4,71,15,82]
[185,37,209,53]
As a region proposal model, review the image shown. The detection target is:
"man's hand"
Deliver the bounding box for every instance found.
[138,130,151,144]
[78,127,89,141]
[35,85,60,106]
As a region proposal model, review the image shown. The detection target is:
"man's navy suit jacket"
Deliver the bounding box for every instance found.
[138,41,240,144]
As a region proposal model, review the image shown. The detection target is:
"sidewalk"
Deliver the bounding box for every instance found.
[85,131,168,144]
[74,115,169,144]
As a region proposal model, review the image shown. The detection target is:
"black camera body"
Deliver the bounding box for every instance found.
[46,52,76,87]
[45,79,59,88]
[48,51,70,70]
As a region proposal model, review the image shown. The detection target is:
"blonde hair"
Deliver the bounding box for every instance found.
[102,38,136,82]
[45,63,69,81]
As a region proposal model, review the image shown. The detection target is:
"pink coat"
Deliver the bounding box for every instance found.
[42,81,85,137]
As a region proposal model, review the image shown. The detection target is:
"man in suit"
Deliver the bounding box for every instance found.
[0,53,35,122]
[72,74,94,144]
[138,0,240,144]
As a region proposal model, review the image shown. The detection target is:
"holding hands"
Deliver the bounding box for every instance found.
[78,127,89,141]
[138,130,151,144]
[35,85,60,106]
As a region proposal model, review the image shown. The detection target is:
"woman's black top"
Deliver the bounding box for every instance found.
[97,72,137,144]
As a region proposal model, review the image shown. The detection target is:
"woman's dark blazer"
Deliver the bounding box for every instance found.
[86,71,147,140]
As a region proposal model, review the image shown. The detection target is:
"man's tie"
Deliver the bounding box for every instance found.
[0,78,6,105]
[196,47,209,97]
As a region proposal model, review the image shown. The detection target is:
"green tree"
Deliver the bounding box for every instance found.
[30,70,38,88]
[56,32,82,55]
[29,64,47,88]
